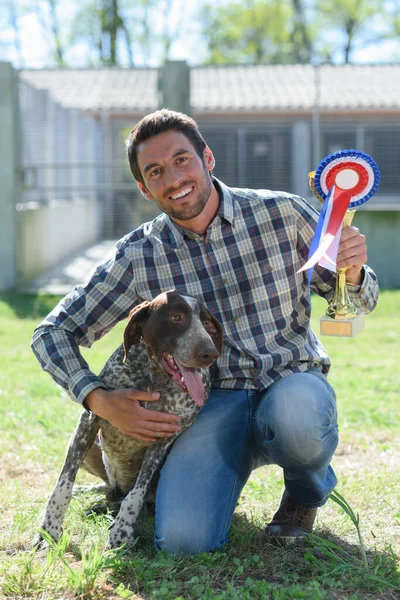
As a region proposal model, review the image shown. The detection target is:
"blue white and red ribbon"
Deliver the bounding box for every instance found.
[298,149,380,286]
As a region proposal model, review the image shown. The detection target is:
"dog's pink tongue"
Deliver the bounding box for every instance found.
[175,361,205,407]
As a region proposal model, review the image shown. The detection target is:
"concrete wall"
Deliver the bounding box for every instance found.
[18,196,98,282]
[354,210,400,289]
[15,71,102,288]
[0,62,19,290]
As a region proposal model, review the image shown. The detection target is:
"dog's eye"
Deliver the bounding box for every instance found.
[170,314,182,322]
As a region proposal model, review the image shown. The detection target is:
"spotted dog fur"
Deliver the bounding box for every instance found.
[35,290,223,549]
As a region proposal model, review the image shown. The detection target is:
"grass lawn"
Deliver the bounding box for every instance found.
[0,290,399,599]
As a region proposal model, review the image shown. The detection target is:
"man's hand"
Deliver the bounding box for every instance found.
[337,226,367,286]
[85,388,182,442]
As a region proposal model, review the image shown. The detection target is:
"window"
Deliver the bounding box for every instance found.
[199,127,238,187]
[321,130,357,157]
[365,128,400,194]
[242,128,291,191]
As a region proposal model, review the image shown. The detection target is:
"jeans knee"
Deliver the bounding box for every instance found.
[285,425,338,468]
[155,519,225,556]
[255,372,338,468]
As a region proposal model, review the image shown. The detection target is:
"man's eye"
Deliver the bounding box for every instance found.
[150,168,161,177]
[176,156,187,164]
[170,314,182,322]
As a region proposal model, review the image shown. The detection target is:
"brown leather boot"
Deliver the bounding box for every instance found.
[265,490,317,542]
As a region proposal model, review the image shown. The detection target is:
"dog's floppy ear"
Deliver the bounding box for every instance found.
[201,306,223,355]
[123,301,151,362]
[208,313,224,355]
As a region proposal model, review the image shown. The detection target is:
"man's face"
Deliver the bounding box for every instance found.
[136,130,215,224]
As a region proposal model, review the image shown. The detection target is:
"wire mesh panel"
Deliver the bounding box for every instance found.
[364,125,400,196]
[199,123,292,193]
[318,119,400,206]
[241,127,291,192]
[198,125,238,187]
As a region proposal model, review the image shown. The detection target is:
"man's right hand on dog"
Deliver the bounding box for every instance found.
[85,388,182,441]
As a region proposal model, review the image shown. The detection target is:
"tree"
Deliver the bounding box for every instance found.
[201,0,299,65]
[71,0,133,66]
[316,0,385,63]
[291,0,313,63]
[5,0,24,66]
[34,0,66,66]
[70,0,181,67]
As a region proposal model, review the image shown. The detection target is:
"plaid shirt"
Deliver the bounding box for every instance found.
[32,178,379,405]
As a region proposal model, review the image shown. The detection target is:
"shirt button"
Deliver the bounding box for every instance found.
[233,316,238,323]
[221,278,226,285]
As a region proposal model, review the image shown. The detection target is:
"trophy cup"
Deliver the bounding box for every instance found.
[300,150,380,338]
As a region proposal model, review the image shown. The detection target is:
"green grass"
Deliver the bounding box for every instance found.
[0,290,399,599]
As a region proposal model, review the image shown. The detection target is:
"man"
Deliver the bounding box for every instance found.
[32,109,378,554]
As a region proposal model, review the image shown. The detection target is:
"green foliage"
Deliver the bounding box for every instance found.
[316,0,385,62]
[200,0,395,65]
[202,0,298,65]
[3,0,399,68]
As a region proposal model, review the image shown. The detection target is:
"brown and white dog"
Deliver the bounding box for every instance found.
[35,290,223,548]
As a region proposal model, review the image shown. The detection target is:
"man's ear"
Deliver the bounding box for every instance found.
[137,181,153,201]
[204,146,215,172]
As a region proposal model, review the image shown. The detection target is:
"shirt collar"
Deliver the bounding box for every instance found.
[164,177,236,246]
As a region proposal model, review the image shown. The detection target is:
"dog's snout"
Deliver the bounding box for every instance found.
[196,342,220,364]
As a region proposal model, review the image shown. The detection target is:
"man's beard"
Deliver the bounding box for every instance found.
[156,169,213,222]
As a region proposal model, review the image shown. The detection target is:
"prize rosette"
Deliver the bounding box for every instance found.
[298,149,380,284]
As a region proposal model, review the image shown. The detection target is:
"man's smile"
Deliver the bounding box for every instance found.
[169,185,195,200]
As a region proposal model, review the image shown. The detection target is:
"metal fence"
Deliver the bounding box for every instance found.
[18,77,400,239]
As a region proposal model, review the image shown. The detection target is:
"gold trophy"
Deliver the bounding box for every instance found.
[309,172,363,337]
[304,150,380,338]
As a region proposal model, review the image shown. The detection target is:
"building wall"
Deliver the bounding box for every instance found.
[18,196,98,282]
[0,63,19,291]
[354,211,400,289]
[17,77,102,286]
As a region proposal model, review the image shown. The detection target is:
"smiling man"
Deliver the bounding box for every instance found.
[32,109,379,554]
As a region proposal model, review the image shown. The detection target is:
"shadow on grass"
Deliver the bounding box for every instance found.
[0,292,62,320]
[73,501,400,599]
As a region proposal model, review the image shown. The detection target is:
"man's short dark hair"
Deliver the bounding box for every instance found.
[126,109,207,186]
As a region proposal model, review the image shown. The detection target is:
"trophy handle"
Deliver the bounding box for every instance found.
[325,209,358,320]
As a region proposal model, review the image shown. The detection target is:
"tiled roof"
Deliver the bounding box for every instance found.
[19,64,400,114]
[19,68,159,112]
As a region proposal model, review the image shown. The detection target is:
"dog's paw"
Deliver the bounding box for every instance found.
[108,522,135,549]
[32,532,56,551]
[32,533,48,551]
[32,524,62,551]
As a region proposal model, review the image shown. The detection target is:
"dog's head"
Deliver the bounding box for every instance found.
[123,290,223,406]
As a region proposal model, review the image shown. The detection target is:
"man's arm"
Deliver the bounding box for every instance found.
[31,241,136,404]
[31,241,182,440]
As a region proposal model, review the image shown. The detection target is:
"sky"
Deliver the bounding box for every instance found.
[1,0,399,69]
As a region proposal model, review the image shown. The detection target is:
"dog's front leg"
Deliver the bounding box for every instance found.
[108,439,174,549]
[34,410,100,547]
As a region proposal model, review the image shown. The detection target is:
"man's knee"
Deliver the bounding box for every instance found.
[155,517,225,555]
[255,372,338,467]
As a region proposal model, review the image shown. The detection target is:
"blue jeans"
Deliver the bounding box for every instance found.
[154,370,338,555]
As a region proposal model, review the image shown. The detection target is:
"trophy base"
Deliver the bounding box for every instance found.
[320,312,364,337]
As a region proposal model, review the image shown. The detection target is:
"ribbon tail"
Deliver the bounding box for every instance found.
[298,186,352,285]
[318,223,343,271]
[300,187,333,286]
